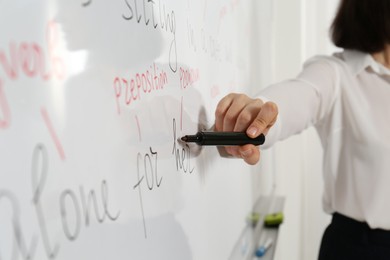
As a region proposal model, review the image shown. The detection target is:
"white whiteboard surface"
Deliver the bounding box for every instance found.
[0,0,273,259]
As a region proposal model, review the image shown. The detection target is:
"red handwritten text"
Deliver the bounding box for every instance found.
[0,21,65,81]
[179,66,199,90]
[113,63,168,114]
[0,79,11,129]
[41,107,66,161]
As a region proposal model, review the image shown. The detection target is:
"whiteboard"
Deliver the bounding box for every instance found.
[0,0,273,259]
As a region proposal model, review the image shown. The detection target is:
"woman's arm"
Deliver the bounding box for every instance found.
[214,56,339,165]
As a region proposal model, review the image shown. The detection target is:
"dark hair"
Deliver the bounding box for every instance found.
[331,0,390,53]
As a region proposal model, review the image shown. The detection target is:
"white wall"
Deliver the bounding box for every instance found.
[267,0,340,259]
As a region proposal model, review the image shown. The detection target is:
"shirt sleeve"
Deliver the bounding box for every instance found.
[258,56,340,148]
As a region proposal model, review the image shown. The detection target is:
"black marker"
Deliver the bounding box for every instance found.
[181,132,265,146]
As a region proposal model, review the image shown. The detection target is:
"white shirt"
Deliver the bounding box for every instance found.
[260,49,390,229]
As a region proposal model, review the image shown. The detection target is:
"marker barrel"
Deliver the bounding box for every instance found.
[182,132,265,146]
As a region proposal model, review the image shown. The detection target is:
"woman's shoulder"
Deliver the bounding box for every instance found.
[297,53,346,81]
[304,52,346,69]
[304,49,369,76]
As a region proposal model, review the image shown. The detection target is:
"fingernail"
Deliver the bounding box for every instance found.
[240,148,253,158]
[247,127,258,137]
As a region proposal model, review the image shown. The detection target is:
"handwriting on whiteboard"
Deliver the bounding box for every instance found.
[0,21,65,130]
[0,21,65,81]
[0,79,11,129]
[121,0,177,72]
[113,63,168,114]
[172,118,195,174]
[179,66,200,90]
[133,147,161,238]
[0,144,120,260]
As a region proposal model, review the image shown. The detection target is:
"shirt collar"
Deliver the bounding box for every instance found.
[341,49,390,77]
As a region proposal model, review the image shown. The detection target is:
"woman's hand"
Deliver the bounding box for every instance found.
[215,93,278,165]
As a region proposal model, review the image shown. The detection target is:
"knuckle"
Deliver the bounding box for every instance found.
[224,112,236,123]
[237,93,250,102]
[226,93,238,99]
[237,111,252,125]
[265,101,278,115]
[254,98,264,106]
[215,106,226,118]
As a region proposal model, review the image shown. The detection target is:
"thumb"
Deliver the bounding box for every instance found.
[246,101,278,138]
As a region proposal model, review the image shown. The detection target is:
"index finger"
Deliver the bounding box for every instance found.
[246,101,278,138]
[215,94,234,131]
